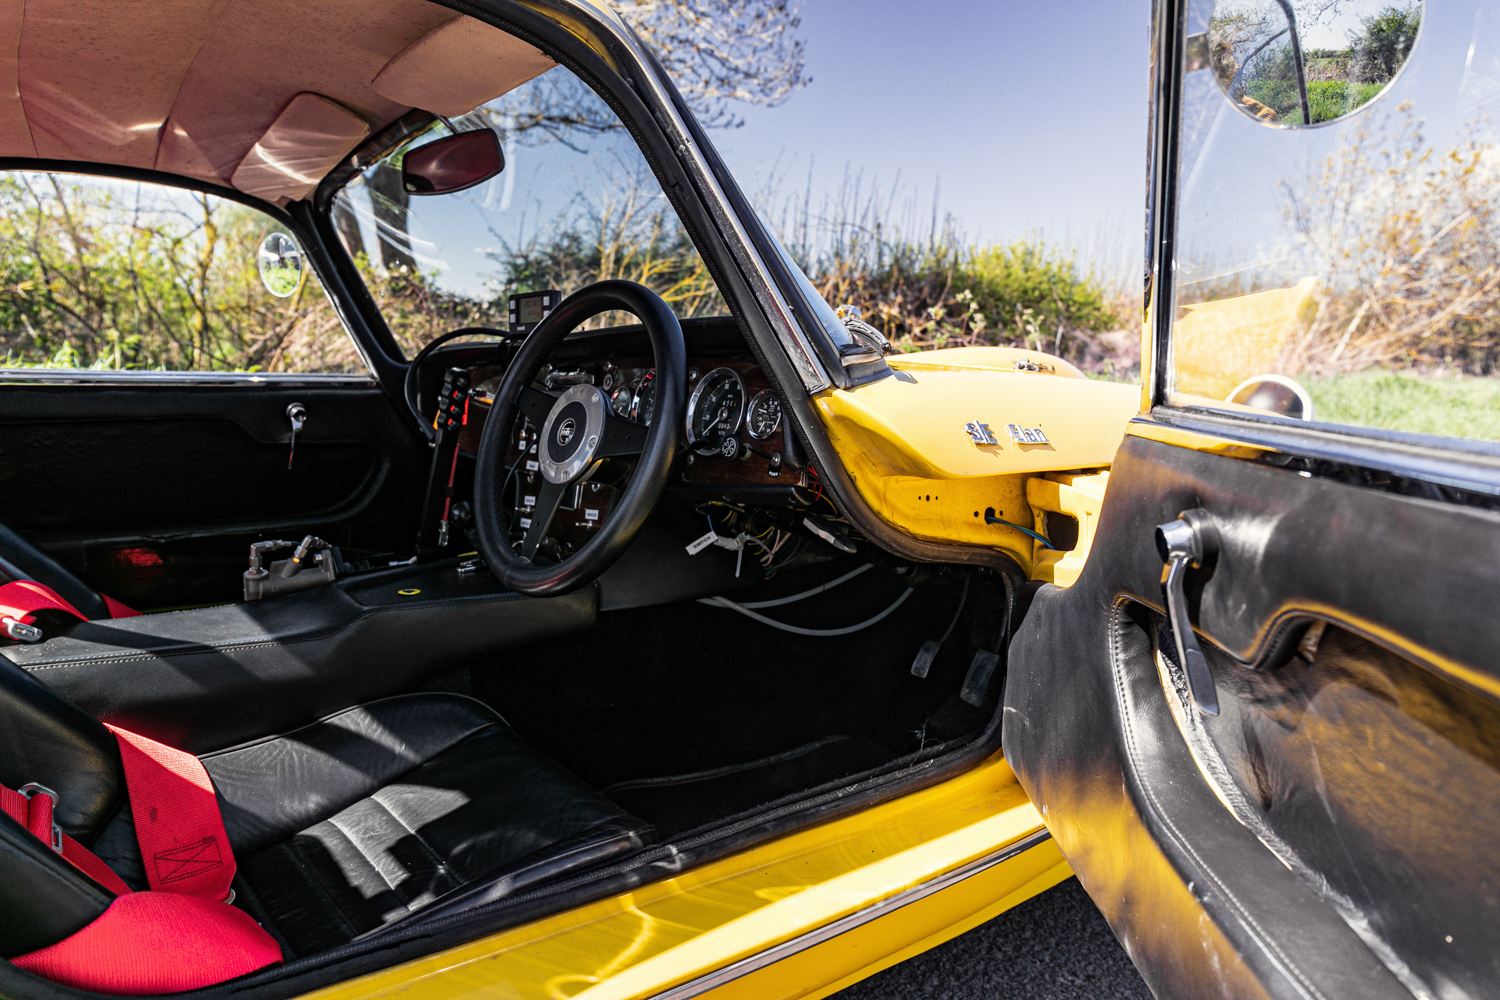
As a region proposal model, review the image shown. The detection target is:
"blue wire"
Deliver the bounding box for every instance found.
[985,514,1056,550]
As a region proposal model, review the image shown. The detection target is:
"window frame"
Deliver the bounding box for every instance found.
[0,158,381,387]
[1142,0,1500,500]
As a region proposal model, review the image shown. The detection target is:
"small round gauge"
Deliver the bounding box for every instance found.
[610,386,633,417]
[745,390,782,440]
[629,369,657,426]
[686,366,747,456]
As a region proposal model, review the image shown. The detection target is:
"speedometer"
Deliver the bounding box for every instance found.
[686,367,746,455]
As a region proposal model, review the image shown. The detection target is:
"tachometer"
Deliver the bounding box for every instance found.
[745,390,782,439]
[629,369,657,426]
[686,367,746,455]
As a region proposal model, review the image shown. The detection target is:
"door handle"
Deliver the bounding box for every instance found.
[286,402,307,470]
[1154,510,1220,716]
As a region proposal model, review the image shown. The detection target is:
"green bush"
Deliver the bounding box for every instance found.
[1245,79,1384,124]
[958,242,1119,344]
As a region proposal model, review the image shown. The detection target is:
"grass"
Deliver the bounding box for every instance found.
[1304,370,1500,442]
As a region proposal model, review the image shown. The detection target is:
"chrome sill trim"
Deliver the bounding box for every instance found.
[0,369,377,387]
[647,827,1054,1000]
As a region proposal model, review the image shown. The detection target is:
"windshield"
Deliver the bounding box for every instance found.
[331,73,726,357]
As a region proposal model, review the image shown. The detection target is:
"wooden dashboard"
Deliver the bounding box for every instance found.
[453,357,797,558]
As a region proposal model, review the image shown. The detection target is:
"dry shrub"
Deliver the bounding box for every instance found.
[762,170,1130,365]
[1279,109,1500,376]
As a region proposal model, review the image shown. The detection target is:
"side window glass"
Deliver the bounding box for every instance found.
[1170,0,1500,443]
[0,172,366,374]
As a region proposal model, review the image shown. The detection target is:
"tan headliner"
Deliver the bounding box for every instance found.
[0,0,556,202]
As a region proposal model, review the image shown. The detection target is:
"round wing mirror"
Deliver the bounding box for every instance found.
[402,129,505,196]
[257,232,306,298]
[1204,0,1421,126]
[1226,374,1315,419]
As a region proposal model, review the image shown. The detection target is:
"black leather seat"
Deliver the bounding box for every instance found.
[0,659,652,962]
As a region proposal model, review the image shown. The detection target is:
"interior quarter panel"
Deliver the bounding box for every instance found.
[0,378,428,607]
[1003,430,1500,1000]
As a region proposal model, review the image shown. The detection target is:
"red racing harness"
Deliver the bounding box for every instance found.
[1,583,283,994]
[0,578,140,642]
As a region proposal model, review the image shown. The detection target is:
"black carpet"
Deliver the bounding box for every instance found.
[834,877,1151,1000]
[471,558,1005,796]
[602,734,897,835]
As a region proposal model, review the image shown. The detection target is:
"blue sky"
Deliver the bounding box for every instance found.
[710,0,1153,286]
[346,2,1154,299]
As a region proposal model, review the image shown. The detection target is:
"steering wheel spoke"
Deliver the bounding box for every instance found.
[518,386,559,428]
[520,478,567,560]
[473,279,686,595]
[596,410,648,458]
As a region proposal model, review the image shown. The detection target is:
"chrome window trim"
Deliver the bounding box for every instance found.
[0,369,378,388]
[1142,0,1190,415]
[645,829,1054,1000]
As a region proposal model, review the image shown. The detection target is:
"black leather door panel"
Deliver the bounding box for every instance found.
[0,417,380,533]
[1007,430,1500,1000]
[1179,619,1500,1000]
[0,377,426,608]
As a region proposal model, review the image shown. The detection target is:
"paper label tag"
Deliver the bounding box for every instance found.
[525,460,539,472]
[584,509,600,521]
[523,495,536,507]
[686,530,718,555]
[519,517,532,529]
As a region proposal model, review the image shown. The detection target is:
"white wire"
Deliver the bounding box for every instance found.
[702,562,873,610]
[701,584,914,637]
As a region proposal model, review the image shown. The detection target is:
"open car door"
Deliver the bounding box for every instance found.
[1005,1,1500,998]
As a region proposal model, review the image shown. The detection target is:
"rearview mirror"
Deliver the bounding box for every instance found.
[1204,0,1421,127]
[402,129,505,196]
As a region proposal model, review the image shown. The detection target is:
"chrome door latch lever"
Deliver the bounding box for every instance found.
[286,402,307,470]
[1155,510,1221,716]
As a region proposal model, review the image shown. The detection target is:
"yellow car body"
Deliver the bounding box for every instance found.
[310,753,1063,1000]
[1,0,1492,996]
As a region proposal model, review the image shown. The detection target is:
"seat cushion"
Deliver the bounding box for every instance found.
[95,693,652,957]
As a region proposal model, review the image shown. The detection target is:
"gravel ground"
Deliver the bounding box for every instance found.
[833,877,1152,999]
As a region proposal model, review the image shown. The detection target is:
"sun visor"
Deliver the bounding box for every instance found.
[0,0,33,157]
[371,15,556,118]
[231,93,370,203]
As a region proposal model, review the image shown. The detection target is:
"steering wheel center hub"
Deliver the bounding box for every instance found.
[538,383,606,484]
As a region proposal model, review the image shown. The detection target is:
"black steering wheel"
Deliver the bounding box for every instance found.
[473,280,686,596]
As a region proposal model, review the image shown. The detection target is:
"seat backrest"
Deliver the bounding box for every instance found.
[0,658,123,841]
[0,519,109,621]
[0,658,124,958]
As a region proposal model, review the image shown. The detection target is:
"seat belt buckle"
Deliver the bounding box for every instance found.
[18,783,64,853]
[3,616,42,643]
